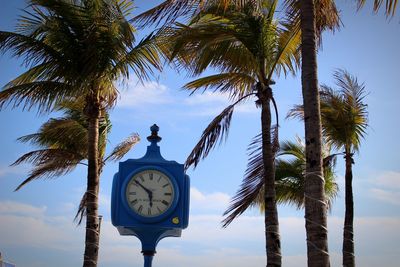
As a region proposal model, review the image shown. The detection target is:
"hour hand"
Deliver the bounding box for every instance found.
[149,193,153,207]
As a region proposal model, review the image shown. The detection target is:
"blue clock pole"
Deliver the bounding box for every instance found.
[111,124,190,267]
[143,251,154,267]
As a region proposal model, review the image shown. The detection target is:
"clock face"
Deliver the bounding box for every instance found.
[125,170,175,218]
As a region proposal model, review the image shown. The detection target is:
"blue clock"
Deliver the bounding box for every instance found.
[111,124,190,266]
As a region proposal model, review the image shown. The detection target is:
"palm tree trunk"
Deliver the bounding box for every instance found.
[259,86,281,267]
[299,0,330,266]
[343,149,354,267]
[83,95,101,267]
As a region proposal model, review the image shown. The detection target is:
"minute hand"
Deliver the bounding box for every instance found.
[135,180,151,194]
[135,180,153,207]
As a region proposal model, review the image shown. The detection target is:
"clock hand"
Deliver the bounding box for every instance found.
[135,180,153,207]
[149,191,153,207]
[135,180,151,194]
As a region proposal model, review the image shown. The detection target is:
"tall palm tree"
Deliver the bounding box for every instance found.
[320,70,368,267]
[288,69,368,267]
[161,1,302,265]
[286,1,395,266]
[0,1,161,266]
[222,137,338,226]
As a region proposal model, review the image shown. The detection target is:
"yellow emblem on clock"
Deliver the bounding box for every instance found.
[172,217,180,224]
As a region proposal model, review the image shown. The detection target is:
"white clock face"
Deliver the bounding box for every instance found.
[126,170,175,218]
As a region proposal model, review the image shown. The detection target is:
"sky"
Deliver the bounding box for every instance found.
[0,1,399,266]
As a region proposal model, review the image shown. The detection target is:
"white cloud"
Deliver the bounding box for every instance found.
[0,165,27,178]
[98,215,400,267]
[184,91,257,116]
[236,100,258,113]
[190,187,230,213]
[0,200,46,217]
[61,202,76,213]
[184,91,229,106]
[369,171,400,205]
[116,80,172,108]
[370,188,400,205]
[374,171,400,188]
[0,214,80,250]
[155,247,265,267]
[0,201,81,251]
[1,193,400,267]
[113,79,258,119]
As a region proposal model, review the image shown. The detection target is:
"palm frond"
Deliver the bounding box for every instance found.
[114,32,163,81]
[0,81,74,113]
[164,16,258,77]
[222,137,338,225]
[105,133,140,162]
[267,22,301,79]
[22,118,86,142]
[133,0,204,27]
[286,104,304,121]
[4,62,65,86]
[74,192,87,225]
[283,0,341,45]
[278,137,305,159]
[11,148,83,168]
[274,159,305,209]
[357,0,398,16]
[163,0,301,98]
[320,69,368,152]
[14,153,82,191]
[222,124,278,227]
[185,104,235,169]
[271,123,280,155]
[16,117,88,156]
[222,133,263,227]
[12,97,112,191]
[133,0,259,28]
[183,72,255,100]
[0,30,62,67]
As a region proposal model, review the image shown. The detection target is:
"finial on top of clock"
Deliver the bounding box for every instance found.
[147,124,162,144]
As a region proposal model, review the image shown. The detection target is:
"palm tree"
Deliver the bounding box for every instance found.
[160,1,302,265]
[287,1,395,266]
[11,100,140,219]
[223,137,338,226]
[321,70,368,267]
[0,1,161,266]
[288,69,368,267]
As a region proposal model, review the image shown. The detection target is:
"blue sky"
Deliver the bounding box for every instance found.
[0,1,399,266]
